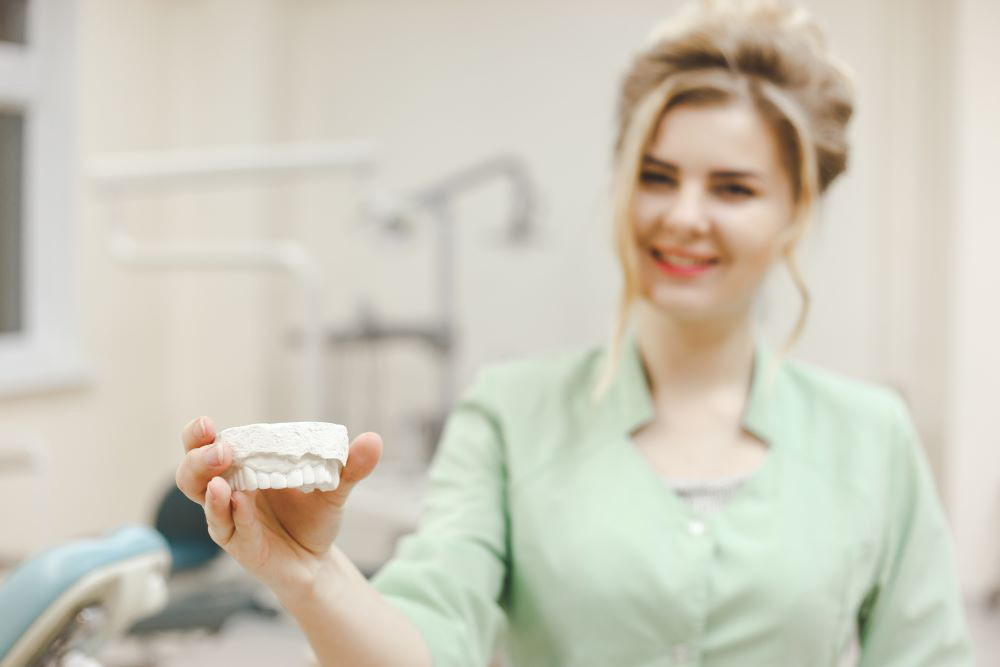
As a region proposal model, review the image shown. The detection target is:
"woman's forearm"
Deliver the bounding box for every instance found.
[276,546,433,667]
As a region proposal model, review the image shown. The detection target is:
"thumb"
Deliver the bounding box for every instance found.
[327,431,382,507]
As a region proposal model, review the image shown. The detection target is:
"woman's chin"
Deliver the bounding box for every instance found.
[639,294,719,321]
[638,291,755,328]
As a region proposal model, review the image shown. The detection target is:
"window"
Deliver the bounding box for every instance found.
[0,0,27,45]
[0,0,86,394]
[0,109,22,335]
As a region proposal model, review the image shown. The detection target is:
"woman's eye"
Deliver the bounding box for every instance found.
[639,171,675,186]
[717,183,754,197]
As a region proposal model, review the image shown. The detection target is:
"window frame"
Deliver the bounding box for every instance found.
[0,0,88,395]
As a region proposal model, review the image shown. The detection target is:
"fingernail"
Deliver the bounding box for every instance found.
[198,417,206,438]
[203,443,221,466]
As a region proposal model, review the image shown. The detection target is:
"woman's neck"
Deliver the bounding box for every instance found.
[633,300,756,402]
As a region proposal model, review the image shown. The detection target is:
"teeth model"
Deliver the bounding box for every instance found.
[216,422,349,493]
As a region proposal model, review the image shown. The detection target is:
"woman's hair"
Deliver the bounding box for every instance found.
[591,0,856,403]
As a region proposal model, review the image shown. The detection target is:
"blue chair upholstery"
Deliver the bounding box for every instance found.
[0,525,170,664]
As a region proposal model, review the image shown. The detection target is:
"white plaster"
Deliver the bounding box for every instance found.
[217,422,349,493]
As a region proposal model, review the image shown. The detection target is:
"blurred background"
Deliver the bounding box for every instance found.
[0,0,997,664]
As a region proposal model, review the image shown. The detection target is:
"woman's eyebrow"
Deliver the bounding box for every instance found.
[641,155,761,180]
[642,154,677,170]
[712,169,762,180]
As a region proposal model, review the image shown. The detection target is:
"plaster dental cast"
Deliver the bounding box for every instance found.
[218,422,349,493]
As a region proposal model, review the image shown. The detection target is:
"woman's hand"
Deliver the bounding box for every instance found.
[174,416,382,596]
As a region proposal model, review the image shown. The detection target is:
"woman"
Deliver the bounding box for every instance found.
[175,1,972,665]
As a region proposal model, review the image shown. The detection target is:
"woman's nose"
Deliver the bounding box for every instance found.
[662,183,709,234]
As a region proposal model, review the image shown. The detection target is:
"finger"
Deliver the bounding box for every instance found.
[326,431,383,507]
[176,440,231,504]
[230,490,265,555]
[204,476,235,547]
[181,416,217,453]
[231,490,259,533]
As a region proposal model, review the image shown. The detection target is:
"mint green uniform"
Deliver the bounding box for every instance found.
[371,332,972,666]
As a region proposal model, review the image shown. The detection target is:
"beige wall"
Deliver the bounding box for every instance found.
[945,0,1000,597]
[0,0,995,597]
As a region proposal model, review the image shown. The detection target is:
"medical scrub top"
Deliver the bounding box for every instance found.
[370,331,972,667]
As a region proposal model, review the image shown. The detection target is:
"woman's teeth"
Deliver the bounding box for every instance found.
[652,249,716,266]
[665,255,709,266]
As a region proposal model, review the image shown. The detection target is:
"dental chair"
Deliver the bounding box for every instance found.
[0,525,170,667]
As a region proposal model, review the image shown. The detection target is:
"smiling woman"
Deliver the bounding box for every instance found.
[593,2,855,401]
[172,2,972,666]
[368,2,970,665]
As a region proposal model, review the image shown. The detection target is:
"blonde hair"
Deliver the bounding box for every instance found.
[591,0,855,403]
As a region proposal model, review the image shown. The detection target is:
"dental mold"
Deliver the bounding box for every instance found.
[216,422,349,493]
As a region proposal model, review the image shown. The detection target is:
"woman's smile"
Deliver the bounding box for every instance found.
[650,247,721,278]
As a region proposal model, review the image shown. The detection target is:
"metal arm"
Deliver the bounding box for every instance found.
[90,142,378,419]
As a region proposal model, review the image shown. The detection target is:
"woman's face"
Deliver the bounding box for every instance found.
[631,99,797,323]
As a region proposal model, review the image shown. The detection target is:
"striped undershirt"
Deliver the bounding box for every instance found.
[660,471,754,514]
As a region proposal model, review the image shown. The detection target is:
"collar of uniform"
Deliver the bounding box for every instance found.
[599,328,781,445]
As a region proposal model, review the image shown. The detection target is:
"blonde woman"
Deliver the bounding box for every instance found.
[174,1,972,665]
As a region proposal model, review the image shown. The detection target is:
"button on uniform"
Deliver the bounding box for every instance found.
[676,519,708,664]
[671,642,693,664]
[687,519,706,536]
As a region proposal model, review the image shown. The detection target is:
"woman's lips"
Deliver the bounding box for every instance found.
[650,249,719,277]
